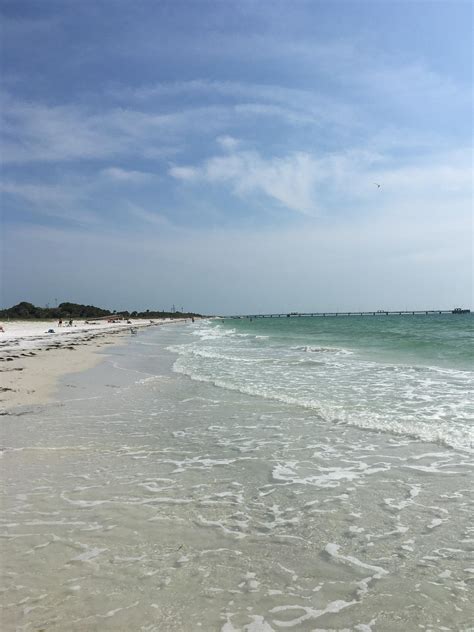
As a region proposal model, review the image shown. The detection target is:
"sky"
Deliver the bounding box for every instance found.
[1,0,472,315]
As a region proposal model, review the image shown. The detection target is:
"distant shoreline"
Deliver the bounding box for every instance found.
[0,319,189,411]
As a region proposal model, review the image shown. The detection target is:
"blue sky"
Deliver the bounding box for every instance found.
[1,0,472,314]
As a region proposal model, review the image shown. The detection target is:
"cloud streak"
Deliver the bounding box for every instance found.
[101,167,152,182]
[0,98,289,165]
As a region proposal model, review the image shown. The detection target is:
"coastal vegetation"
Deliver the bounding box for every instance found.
[0,302,202,320]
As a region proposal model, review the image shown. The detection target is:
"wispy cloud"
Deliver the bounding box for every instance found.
[169,146,380,215]
[2,95,314,165]
[168,166,198,181]
[169,144,472,218]
[113,78,354,123]
[216,135,241,151]
[101,167,152,182]
[170,150,325,215]
[0,181,99,224]
[3,47,468,166]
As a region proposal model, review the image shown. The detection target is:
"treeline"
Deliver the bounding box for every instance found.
[0,302,202,320]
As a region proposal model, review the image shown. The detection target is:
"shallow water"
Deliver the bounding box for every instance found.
[1,320,473,631]
[173,315,473,453]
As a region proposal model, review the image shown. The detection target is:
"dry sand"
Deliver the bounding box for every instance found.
[0,319,176,410]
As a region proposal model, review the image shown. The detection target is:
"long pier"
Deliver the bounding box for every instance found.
[227,309,470,319]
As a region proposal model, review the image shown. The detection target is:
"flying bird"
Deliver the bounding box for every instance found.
[374,183,381,188]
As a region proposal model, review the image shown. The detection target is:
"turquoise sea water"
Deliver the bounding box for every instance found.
[2,317,473,631]
[172,314,473,452]
[222,313,473,370]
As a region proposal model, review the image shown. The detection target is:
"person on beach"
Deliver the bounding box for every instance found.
[58,319,63,327]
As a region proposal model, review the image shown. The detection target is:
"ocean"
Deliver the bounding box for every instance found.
[2,315,473,631]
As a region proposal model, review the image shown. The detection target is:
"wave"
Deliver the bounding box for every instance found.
[291,345,353,355]
[166,320,474,454]
[166,345,269,364]
[172,359,473,453]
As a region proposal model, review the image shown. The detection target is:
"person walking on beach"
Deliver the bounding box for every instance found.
[58,319,63,327]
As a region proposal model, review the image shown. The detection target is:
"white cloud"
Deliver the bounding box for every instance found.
[110,78,354,130]
[168,166,198,181]
[3,94,308,166]
[169,148,381,215]
[216,135,240,151]
[168,145,472,218]
[205,151,321,214]
[0,97,233,164]
[1,99,120,163]
[109,32,469,128]
[168,150,319,214]
[3,46,467,168]
[101,167,151,182]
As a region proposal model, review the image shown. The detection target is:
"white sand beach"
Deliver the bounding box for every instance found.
[0,319,180,410]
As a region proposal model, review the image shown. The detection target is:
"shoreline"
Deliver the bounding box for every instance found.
[1,317,472,631]
[0,319,186,411]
